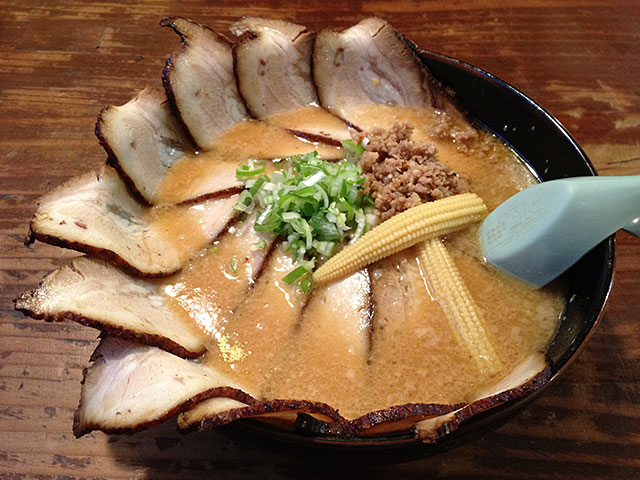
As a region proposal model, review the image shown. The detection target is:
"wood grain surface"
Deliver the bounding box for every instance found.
[1,1,639,478]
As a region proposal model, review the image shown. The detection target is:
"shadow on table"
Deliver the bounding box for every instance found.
[105,420,461,479]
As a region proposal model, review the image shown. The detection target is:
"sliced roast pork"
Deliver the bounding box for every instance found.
[96,87,193,205]
[415,353,551,442]
[74,337,257,437]
[27,166,237,276]
[230,18,315,119]
[203,249,307,388]
[163,212,275,340]
[177,396,343,433]
[231,17,352,144]
[17,214,274,359]
[15,256,207,358]
[257,271,372,421]
[313,18,433,123]
[161,16,249,150]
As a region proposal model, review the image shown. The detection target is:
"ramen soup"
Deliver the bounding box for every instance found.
[160,104,565,420]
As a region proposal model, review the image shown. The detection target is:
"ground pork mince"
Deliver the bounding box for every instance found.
[358,122,470,221]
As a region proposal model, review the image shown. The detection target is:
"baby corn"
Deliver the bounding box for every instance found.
[313,193,487,285]
[418,238,503,375]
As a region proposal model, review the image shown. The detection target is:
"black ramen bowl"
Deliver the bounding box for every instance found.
[231,49,615,461]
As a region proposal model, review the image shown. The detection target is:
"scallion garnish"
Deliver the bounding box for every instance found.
[281,265,310,286]
[341,139,365,163]
[235,159,266,178]
[234,148,371,289]
[251,238,268,251]
[229,256,238,276]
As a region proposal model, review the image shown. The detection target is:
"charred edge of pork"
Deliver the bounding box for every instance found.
[398,33,471,120]
[342,119,363,133]
[230,37,259,120]
[185,399,345,434]
[249,239,279,290]
[348,402,465,436]
[425,357,553,443]
[73,384,257,438]
[293,413,346,436]
[160,17,246,149]
[94,110,151,206]
[364,267,375,358]
[14,302,205,359]
[174,184,245,207]
[159,17,205,150]
[160,57,200,149]
[285,129,343,147]
[27,228,175,279]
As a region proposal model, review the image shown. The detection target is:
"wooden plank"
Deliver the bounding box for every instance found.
[1,0,638,478]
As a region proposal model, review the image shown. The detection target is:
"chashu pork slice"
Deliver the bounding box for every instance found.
[203,249,307,387]
[230,17,316,119]
[415,352,551,442]
[177,395,343,434]
[17,213,275,359]
[163,211,276,340]
[230,17,352,144]
[162,16,248,150]
[261,270,373,421]
[179,270,375,432]
[15,256,207,358]
[96,87,193,205]
[74,337,258,437]
[28,166,237,276]
[313,17,433,124]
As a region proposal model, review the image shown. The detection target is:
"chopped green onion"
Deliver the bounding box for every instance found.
[208,246,219,254]
[229,257,238,276]
[251,239,268,250]
[248,176,267,195]
[341,139,365,163]
[235,159,266,178]
[233,190,255,213]
[234,147,373,289]
[299,277,313,294]
[281,265,310,286]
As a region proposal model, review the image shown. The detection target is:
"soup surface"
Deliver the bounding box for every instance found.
[160,105,564,419]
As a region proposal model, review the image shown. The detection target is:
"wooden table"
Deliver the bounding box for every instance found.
[1,1,638,478]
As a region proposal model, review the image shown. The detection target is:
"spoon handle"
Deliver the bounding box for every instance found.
[481,175,640,287]
[572,176,640,238]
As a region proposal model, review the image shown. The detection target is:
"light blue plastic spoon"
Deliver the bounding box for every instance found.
[480,175,640,288]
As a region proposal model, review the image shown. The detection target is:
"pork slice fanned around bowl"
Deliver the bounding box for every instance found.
[259,270,374,419]
[26,166,237,276]
[73,337,258,437]
[415,353,551,443]
[75,337,346,438]
[15,256,208,358]
[230,17,352,144]
[17,211,276,358]
[230,17,316,119]
[97,86,245,205]
[313,17,465,129]
[313,17,433,125]
[161,16,248,150]
[95,87,195,205]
